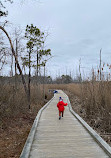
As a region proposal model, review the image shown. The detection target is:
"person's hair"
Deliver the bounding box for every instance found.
[59,97,63,101]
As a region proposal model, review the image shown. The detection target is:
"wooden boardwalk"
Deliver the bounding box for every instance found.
[27,91,110,158]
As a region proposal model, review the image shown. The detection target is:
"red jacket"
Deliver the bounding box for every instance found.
[57,101,67,112]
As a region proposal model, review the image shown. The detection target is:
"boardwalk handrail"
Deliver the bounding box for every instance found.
[20,96,55,158]
[65,93,111,158]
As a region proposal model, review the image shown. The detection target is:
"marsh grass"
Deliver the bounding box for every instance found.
[48,82,111,137]
[0,83,52,129]
[0,82,111,143]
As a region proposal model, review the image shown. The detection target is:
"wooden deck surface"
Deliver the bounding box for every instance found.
[29,90,110,158]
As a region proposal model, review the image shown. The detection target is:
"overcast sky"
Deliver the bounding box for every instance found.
[3,0,111,78]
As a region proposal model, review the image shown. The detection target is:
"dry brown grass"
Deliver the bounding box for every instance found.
[0,83,53,158]
[48,82,111,128]
[48,82,111,145]
[0,81,111,157]
[47,83,81,96]
[0,83,52,126]
[81,81,111,132]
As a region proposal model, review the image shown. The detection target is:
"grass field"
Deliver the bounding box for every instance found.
[0,81,111,157]
[0,83,52,158]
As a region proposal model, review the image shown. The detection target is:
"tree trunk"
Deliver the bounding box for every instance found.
[15,38,18,90]
[28,49,31,109]
[43,64,45,101]
[36,49,38,85]
[0,26,29,106]
[10,52,13,77]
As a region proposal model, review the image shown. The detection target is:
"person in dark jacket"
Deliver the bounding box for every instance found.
[57,97,67,120]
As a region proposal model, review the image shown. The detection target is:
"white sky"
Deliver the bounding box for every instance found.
[2,0,111,78]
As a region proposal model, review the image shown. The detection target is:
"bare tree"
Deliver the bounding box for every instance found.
[12,27,25,89]
[0,26,29,106]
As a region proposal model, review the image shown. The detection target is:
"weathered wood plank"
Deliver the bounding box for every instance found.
[29,90,110,158]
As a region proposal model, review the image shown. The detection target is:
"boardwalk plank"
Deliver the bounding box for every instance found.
[29,90,110,158]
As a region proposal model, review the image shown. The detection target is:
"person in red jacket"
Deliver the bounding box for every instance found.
[57,97,67,120]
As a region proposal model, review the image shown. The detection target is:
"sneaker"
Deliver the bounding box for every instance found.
[59,116,61,120]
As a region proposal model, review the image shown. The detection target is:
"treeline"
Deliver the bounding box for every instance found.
[0,74,82,85]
